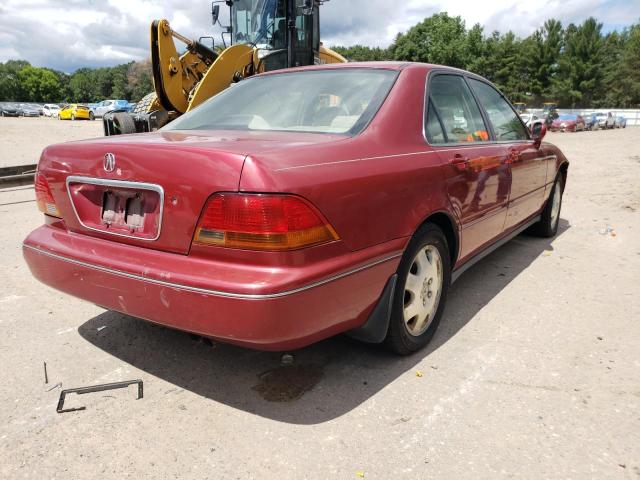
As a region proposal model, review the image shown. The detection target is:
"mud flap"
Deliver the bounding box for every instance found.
[346,274,397,344]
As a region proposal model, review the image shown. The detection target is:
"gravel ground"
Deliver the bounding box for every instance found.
[0,117,103,168]
[0,128,639,479]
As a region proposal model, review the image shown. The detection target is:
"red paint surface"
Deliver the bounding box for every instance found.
[24,62,568,350]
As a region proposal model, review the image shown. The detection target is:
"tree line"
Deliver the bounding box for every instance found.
[333,14,640,108]
[0,60,153,104]
[1,13,638,108]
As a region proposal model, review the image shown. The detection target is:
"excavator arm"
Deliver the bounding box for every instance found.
[150,19,220,113]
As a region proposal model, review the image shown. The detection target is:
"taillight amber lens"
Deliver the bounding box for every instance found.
[34,172,61,218]
[194,193,339,251]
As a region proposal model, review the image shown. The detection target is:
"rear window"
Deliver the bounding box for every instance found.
[165,69,398,135]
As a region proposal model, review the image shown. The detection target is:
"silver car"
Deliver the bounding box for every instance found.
[20,104,41,117]
[594,112,616,129]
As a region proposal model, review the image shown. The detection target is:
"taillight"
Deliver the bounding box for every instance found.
[35,172,61,218]
[194,193,339,251]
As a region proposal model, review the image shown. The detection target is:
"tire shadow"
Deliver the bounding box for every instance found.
[79,219,570,424]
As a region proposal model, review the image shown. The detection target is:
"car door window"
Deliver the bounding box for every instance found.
[427,74,489,144]
[424,99,447,144]
[467,78,528,141]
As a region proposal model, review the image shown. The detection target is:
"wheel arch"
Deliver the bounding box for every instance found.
[558,161,569,190]
[413,210,460,267]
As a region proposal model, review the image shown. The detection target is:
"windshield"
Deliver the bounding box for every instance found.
[164,69,398,135]
[558,114,576,120]
[232,0,282,46]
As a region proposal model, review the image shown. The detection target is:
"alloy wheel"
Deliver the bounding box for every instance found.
[403,245,443,336]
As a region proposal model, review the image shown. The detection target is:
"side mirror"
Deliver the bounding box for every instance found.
[531,121,546,148]
[211,4,220,25]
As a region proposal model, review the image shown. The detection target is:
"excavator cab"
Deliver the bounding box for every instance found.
[229,0,318,70]
[103,0,344,136]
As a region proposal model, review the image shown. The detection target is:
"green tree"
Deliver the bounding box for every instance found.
[17,66,63,102]
[331,45,391,61]
[0,60,30,101]
[68,69,97,102]
[552,18,604,107]
[525,19,563,104]
[390,13,470,68]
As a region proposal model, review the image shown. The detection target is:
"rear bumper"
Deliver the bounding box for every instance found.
[23,225,402,350]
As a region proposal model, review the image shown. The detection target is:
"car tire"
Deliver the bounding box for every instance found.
[529,174,564,238]
[133,92,159,114]
[383,223,451,355]
[112,112,137,134]
[89,111,95,121]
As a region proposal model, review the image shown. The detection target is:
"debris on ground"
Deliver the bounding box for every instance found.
[280,353,294,366]
[56,379,143,414]
[599,226,616,237]
[415,370,424,377]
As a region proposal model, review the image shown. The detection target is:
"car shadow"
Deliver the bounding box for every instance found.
[79,219,569,424]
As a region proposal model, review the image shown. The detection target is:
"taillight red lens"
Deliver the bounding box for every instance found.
[194,193,339,250]
[34,172,61,218]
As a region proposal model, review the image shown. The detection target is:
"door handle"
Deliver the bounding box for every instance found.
[450,153,469,172]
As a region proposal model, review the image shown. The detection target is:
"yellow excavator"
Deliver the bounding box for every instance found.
[104,0,346,135]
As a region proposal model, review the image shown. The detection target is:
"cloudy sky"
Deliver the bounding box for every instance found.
[0,0,637,72]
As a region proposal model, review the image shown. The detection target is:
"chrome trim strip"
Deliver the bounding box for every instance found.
[23,243,403,300]
[274,143,548,172]
[65,176,165,242]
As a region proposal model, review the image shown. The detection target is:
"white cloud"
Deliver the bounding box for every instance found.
[0,0,637,72]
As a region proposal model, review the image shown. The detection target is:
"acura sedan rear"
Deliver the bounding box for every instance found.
[24,63,568,354]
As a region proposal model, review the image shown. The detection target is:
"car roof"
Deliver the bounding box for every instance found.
[257,61,473,77]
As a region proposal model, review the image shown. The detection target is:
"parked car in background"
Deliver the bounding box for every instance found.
[544,109,559,127]
[584,113,600,130]
[594,112,615,129]
[551,114,586,132]
[520,113,540,128]
[20,104,41,117]
[43,104,61,117]
[126,102,137,112]
[93,99,130,118]
[0,103,21,117]
[58,104,93,121]
[24,63,569,355]
[615,116,627,128]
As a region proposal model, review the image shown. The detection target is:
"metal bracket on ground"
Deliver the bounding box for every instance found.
[56,379,144,413]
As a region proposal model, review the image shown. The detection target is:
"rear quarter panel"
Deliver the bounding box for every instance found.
[239,66,455,253]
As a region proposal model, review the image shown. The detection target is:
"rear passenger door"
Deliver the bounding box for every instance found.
[467,78,547,230]
[426,74,511,262]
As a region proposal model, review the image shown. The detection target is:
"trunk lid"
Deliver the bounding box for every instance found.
[39,130,340,254]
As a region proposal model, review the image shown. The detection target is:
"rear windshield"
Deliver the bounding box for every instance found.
[164,69,398,135]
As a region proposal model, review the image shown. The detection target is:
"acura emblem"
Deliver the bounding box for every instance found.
[103,153,116,172]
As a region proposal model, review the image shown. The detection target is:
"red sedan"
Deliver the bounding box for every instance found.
[550,114,586,132]
[24,63,569,354]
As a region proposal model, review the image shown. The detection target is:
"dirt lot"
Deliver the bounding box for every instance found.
[1,128,639,479]
[0,116,103,168]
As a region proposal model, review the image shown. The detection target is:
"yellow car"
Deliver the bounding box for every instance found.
[58,104,94,121]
